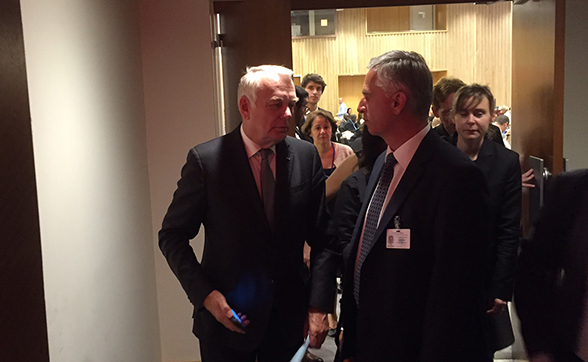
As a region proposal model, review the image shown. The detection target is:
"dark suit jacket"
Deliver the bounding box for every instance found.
[475,139,522,350]
[340,130,490,361]
[515,169,588,360]
[159,126,331,352]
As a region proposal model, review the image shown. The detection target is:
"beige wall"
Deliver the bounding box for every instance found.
[563,0,588,171]
[21,0,162,360]
[293,2,512,114]
[140,0,216,361]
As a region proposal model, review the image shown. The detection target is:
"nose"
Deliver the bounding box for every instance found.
[357,98,366,113]
[284,105,292,119]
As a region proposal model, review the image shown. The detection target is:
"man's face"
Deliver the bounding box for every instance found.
[454,96,492,142]
[304,81,323,106]
[293,96,308,127]
[357,69,394,137]
[240,74,296,148]
[433,92,456,135]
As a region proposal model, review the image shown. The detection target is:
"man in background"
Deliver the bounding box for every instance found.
[337,98,348,119]
[302,73,329,114]
[432,76,504,146]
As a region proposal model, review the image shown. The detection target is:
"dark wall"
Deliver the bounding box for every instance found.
[0,1,50,360]
[216,0,294,132]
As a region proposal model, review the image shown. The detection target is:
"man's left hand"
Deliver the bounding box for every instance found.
[486,298,508,314]
[306,308,329,348]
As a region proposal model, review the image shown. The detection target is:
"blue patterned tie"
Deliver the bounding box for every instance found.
[354,153,397,305]
[260,149,275,229]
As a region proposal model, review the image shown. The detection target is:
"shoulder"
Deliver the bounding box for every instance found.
[486,141,520,170]
[283,135,318,154]
[334,142,354,155]
[423,132,486,184]
[550,169,588,194]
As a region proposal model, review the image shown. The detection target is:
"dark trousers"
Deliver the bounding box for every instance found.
[199,308,303,362]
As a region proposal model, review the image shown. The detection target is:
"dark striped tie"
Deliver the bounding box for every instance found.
[354,153,397,305]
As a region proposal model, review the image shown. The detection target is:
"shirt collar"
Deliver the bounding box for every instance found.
[387,124,430,170]
[240,125,276,158]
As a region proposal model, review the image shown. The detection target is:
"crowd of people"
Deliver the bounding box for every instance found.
[158,50,586,362]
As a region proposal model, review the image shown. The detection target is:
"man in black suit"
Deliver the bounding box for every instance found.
[339,51,490,361]
[432,76,505,147]
[515,169,588,362]
[159,65,332,362]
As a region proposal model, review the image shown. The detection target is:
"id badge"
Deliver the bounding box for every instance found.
[386,228,411,249]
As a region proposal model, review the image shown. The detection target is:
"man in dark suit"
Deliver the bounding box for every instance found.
[339,51,490,361]
[515,169,588,362]
[432,76,505,147]
[159,65,332,362]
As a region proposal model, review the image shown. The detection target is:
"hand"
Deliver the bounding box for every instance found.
[522,168,536,188]
[307,308,329,348]
[203,290,249,334]
[486,298,508,314]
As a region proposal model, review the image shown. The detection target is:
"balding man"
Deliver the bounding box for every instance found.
[159,65,332,362]
[340,51,489,361]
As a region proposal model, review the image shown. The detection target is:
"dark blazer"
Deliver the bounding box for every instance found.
[340,130,490,362]
[515,169,588,360]
[159,126,331,353]
[474,139,522,351]
[432,124,451,138]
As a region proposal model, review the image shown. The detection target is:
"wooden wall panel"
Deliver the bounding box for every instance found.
[292,2,512,114]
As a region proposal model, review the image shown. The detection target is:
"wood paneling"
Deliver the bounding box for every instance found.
[512,0,565,175]
[367,7,410,33]
[292,0,475,11]
[292,3,512,115]
[218,0,293,132]
[338,75,366,115]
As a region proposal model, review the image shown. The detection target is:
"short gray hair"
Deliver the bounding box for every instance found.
[237,65,294,107]
[368,51,433,121]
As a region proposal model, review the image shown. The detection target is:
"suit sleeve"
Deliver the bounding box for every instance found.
[158,148,215,308]
[330,174,363,264]
[308,148,339,313]
[491,155,522,301]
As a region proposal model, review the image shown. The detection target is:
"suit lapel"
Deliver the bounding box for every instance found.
[362,131,436,257]
[274,139,293,232]
[475,139,495,180]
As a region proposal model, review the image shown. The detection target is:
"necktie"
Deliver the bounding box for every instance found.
[354,153,397,305]
[260,149,275,229]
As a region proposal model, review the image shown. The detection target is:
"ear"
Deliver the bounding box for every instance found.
[238,96,250,120]
[390,91,407,115]
[432,106,440,118]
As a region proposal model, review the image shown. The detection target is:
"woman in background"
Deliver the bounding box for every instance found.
[452,84,522,361]
[303,110,354,177]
